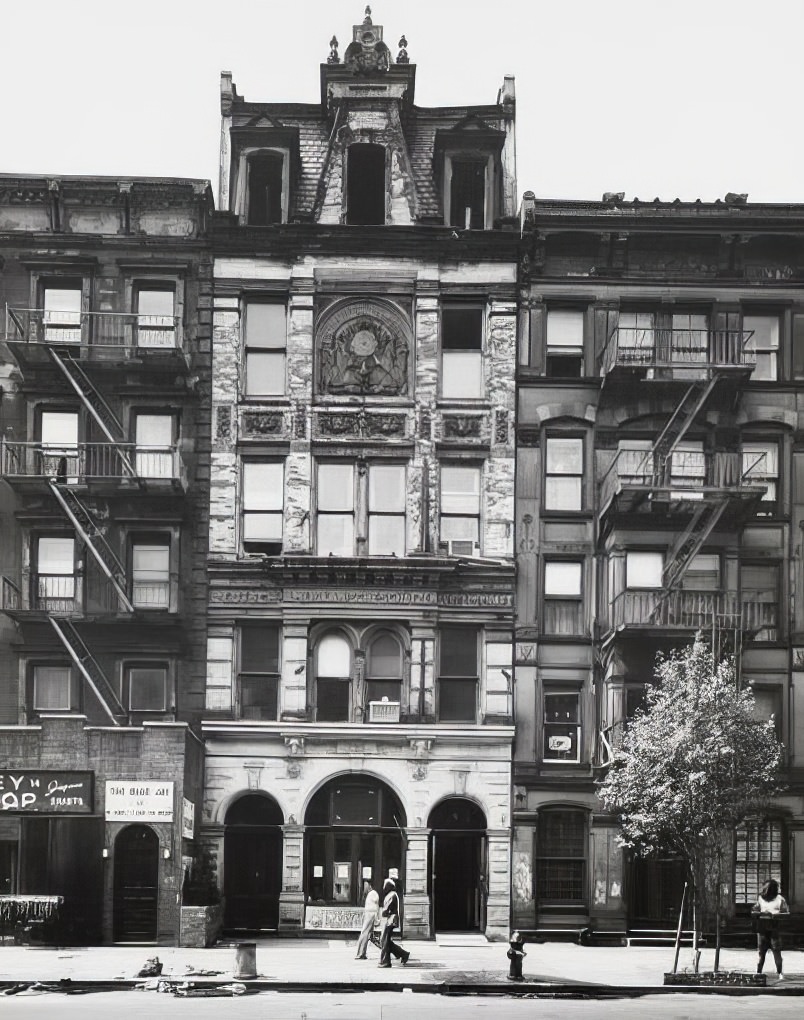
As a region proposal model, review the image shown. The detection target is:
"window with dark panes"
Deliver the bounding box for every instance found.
[438,626,478,722]
[442,304,483,398]
[449,157,486,229]
[135,287,176,348]
[543,693,580,763]
[346,144,386,225]
[247,152,284,225]
[544,437,583,511]
[239,624,279,720]
[543,561,583,636]
[546,310,584,377]
[537,810,586,905]
[125,664,168,712]
[740,562,779,642]
[316,632,351,722]
[242,462,284,554]
[244,303,287,396]
[734,821,783,905]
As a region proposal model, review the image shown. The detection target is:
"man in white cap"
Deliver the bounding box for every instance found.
[378,874,409,967]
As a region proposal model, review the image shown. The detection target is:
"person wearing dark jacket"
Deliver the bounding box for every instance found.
[378,877,409,968]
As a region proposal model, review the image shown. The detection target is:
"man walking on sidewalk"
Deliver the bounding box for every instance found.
[378,876,409,968]
[355,883,381,960]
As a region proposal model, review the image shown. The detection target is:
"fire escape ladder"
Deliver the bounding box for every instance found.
[48,616,126,725]
[47,347,137,478]
[48,482,134,613]
[662,499,729,591]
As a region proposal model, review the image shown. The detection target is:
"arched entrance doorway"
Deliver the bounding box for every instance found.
[224,794,283,932]
[305,776,405,914]
[429,798,487,932]
[113,825,159,943]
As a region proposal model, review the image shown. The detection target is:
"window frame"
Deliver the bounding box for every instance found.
[741,438,779,511]
[441,302,485,400]
[242,460,285,555]
[233,146,291,226]
[442,151,497,230]
[129,533,172,610]
[734,820,785,907]
[122,661,170,714]
[365,631,404,721]
[314,630,353,723]
[33,533,77,613]
[542,691,581,764]
[367,463,406,557]
[134,411,176,479]
[345,142,387,226]
[134,283,177,350]
[742,313,780,381]
[536,809,587,907]
[242,301,288,398]
[31,663,74,713]
[437,625,479,723]
[237,623,280,721]
[543,560,584,636]
[544,435,584,513]
[439,462,482,556]
[545,309,585,378]
[38,278,85,345]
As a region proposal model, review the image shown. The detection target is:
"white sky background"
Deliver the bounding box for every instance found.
[2,0,802,205]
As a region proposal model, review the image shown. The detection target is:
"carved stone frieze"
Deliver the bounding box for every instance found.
[0,187,48,205]
[317,299,411,396]
[242,411,284,437]
[318,412,361,436]
[210,588,281,604]
[293,403,307,439]
[317,410,406,438]
[216,405,232,444]
[443,415,482,439]
[494,409,509,445]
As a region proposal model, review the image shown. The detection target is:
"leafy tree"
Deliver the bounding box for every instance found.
[599,633,784,970]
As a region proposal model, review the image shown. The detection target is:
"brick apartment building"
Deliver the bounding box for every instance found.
[513,192,804,939]
[0,175,213,943]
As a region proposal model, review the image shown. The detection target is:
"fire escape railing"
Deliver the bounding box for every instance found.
[599,326,755,377]
[5,306,180,351]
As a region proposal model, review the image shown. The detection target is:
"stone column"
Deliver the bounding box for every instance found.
[278,823,305,931]
[485,828,511,941]
[403,827,431,938]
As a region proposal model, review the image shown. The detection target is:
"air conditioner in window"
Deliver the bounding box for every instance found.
[368,699,401,723]
[548,735,573,753]
[445,540,480,557]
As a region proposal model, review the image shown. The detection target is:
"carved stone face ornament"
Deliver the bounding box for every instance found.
[318,300,411,396]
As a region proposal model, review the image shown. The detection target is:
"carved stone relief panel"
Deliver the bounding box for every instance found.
[317,298,411,396]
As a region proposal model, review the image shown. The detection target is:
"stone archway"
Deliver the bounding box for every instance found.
[223,793,284,932]
[429,798,487,932]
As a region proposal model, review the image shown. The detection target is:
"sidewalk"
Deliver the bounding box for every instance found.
[1,937,803,995]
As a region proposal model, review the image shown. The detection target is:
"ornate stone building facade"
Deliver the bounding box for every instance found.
[514,192,804,939]
[202,11,519,939]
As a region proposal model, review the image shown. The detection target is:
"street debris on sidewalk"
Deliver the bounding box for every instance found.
[136,956,163,977]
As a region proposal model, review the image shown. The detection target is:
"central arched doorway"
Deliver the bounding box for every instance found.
[224,794,283,932]
[305,776,405,912]
[429,798,487,932]
[113,825,159,943]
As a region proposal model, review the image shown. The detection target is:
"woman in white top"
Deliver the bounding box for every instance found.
[752,878,790,978]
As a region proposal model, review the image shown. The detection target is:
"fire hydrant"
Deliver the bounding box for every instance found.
[507,930,526,981]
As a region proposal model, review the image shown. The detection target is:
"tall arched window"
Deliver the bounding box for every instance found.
[366,632,403,722]
[315,632,352,722]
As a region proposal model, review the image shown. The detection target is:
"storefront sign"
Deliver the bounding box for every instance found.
[105,781,174,821]
[0,771,93,813]
[305,905,363,931]
[182,798,195,839]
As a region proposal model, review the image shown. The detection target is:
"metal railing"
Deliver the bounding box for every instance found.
[599,450,766,511]
[132,581,170,609]
[608,588,777,633]
[5,306,180,353]
[34,574,78,614]
[0,440,179,481]
[600,327,755,377]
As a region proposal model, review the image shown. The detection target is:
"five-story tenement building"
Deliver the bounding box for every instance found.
[201,11,519,939]
[514,192,804,939]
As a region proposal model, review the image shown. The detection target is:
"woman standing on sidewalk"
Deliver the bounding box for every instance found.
[378,878,409,968]
[752,878,790,979]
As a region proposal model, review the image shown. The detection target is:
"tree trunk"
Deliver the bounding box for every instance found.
[672,881,688,974]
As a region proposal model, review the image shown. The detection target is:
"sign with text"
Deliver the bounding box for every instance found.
[0,771,93,813]
[105,781,174,822]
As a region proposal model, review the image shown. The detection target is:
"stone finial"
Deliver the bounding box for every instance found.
[725,192,749,205]
[397,35,409,63]
[328,35,339,64]
[364,5,372,24]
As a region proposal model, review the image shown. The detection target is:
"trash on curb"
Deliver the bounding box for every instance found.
[184,966,224,976]
[136,956,163,977]
[173,982,248,997]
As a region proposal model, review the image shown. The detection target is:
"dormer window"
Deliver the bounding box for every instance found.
[449,157,487,230]
[346,144,386,225]
[247,152,284,225]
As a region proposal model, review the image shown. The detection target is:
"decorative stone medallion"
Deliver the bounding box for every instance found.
[317,299,411,396]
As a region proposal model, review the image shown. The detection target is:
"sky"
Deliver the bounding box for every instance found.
[2,0,802,206]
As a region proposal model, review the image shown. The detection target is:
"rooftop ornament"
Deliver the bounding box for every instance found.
[328,35,339,64]
[397,35,409,64]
